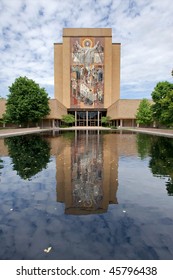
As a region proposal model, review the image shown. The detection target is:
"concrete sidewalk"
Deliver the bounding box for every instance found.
[0,126,110,138]
[0,127,53,138]
[1,126,173,138]
[118,127,173,138]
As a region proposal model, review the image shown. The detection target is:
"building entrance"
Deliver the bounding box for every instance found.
[68,110,107,127]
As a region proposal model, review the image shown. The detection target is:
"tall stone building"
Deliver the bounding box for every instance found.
[54,28,119,126]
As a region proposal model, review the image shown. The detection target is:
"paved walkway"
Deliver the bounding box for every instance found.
[0,126,111,138]
[118,127,173,138]
[0,127,53,138]
[1,126,173,138]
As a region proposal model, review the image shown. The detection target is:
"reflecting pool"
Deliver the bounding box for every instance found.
[0,131,173,260]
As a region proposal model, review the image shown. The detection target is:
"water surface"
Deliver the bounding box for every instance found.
[0,131,173,260]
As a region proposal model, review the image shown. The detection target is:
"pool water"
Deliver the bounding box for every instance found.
[0,131,173,260]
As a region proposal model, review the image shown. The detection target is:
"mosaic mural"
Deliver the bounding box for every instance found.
[70,37,104,108]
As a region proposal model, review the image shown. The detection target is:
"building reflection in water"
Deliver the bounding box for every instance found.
[0,131,138,215]
[56,131,118,215]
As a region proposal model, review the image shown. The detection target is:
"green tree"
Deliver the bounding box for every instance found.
[3,76,50,126]
[5,135,50,180]
[61,114,75,127]
[136,98,153,126]
[101,116,111,127]
[151,81,173,126]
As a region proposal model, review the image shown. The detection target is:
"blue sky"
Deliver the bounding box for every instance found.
[0,0,173,100]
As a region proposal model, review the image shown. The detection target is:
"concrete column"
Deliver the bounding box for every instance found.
[98,111,100,127]
[97,129,100,146]
[52,119,55,128]
[86,111,88,126]
[75,111,77,126]
[120,119,123,127]
[86,130,88,148]
[75,130,77,145]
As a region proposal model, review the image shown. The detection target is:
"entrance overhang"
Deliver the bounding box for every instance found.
[68,109,107,127]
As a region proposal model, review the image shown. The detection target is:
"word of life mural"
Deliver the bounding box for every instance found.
[71,37,104,108]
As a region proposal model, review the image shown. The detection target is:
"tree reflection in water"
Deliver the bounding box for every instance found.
[136,133,152,159]
[137,133,173,195]
[5,135,50,180]
[0,158,3,176]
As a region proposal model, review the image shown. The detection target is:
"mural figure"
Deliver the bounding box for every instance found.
[75,40,99,67]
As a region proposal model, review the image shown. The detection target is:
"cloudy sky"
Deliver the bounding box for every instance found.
[0,0,173,100]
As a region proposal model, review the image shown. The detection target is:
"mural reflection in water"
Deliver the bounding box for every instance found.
[56,131,118,215]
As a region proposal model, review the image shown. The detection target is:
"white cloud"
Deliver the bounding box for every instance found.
[0,0,173,99]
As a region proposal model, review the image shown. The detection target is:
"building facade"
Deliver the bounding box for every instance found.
[54,28,121,126]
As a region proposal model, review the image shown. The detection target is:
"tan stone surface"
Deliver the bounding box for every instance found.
[112,44,121,103]
[46,99,67,119]
[54,44,63,103]
[63,37,70,108]
[108,99,153,119]
[0,99,6,118]
[104,37,112,108]
[63,28,112,37]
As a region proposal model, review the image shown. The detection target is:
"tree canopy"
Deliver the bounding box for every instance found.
[151,81,173,126]
[3,76,50,126]
[61,114,75,126]
[101,116,111,126]
[136,98,153,126]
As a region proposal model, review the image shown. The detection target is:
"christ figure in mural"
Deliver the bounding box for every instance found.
[75,40,100,67]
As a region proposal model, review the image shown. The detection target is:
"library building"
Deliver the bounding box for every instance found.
[53,28,141,128]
